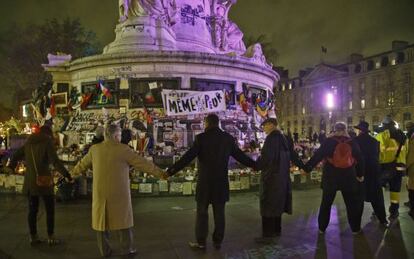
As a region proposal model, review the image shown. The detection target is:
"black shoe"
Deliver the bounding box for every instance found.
[213,243,221,250]
[388,212,399,221]
[30,235,43,246]
[352,229,362,235]
[188,242,206,250]
[379,221,389,228]
[254,237,275,244]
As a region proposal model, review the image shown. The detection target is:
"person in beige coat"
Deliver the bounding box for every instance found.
[71,124,166,257]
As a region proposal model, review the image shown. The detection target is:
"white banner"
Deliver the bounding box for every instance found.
[162,90,226,116]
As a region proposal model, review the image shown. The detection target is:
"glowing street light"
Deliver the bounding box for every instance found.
[325,92,335,109]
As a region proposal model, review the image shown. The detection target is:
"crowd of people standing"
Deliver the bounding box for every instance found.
[3,114,414,257]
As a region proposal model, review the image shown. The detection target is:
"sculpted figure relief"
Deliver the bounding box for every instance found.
[119,0,177,25]
[210,0,245,54]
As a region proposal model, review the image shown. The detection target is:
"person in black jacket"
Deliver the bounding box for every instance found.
[354,121,388,227]
[255,118,305,243]
[305,122,365,234]
[166,114,256,250]
[8,126,72,245]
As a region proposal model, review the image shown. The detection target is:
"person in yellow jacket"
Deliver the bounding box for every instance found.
[375,116,408,220]
[405,122,414,220]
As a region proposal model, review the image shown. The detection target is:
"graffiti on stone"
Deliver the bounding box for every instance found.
[180,4,205,25]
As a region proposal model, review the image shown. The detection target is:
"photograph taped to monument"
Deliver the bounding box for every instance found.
[52,92,68,107]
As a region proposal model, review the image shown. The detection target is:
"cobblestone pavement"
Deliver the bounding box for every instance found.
[0,187,413,259]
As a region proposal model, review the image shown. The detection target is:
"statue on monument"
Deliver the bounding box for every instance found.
[209,0,246,54]
[119,0,177,26]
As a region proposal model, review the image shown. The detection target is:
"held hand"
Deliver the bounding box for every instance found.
[356,176,364,182]
[161,172,169,180]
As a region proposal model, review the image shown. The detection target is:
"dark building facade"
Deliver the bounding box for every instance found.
[275,40,414,137]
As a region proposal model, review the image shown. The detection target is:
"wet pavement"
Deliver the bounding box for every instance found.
[0,187,413,259]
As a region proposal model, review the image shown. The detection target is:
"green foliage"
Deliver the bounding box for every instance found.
[0,18,100,110]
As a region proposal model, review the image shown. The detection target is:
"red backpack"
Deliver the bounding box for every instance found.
[327,138,355,168]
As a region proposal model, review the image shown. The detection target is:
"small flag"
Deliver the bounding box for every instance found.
[99,81,112,98]
[145,91,155,103]
[321,46,327,53]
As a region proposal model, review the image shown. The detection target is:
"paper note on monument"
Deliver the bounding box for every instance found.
[162,89,226,116]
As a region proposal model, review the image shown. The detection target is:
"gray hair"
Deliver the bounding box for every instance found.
[104,124,121,141]
[334,121,347,132]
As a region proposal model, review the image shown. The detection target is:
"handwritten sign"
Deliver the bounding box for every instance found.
[162,89,226,116]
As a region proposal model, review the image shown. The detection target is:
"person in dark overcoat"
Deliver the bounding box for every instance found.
[354,121,388,227]
[166,114,256,250]
[305,122,365,234]
[254,118,305,243]
[8,126,72,245]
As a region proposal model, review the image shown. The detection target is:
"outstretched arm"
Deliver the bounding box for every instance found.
[167,137,200,176]
[72,148,93,177]
[231,140,256,169]
[46,140,72,180]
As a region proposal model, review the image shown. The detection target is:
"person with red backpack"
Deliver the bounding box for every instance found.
[304,122,365,234]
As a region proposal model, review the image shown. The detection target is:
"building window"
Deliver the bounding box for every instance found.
[381,56,389,67]
[349,101,353,110]
[354,64,362,73]
[310,92,314,99]
[359,80,365,96]
[375,61,381,69]
[375,96,379,107]
[289,83,292,90]
[391,59,396,65]
[403,72,411,85]
[282,84,286,91]
[367,60,374,71]
[373,77,379,89]
[348,84,353,93]
[403,112,411,121]
[404,90,411,104]
[397,52,405,64]
[302,106,306,115]
[388,91,395,106]
[361,99,366,109]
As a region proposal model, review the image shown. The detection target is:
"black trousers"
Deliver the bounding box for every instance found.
[356,182,387,224]
[262,216,281,237]
[195,201,225,245]
[318,188,360,232]
[28,195,55,236]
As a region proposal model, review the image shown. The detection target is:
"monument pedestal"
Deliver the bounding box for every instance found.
[104,16,176,54]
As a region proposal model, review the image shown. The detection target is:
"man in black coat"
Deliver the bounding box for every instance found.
[255,118,305,243]
[305,122,365,234]
[166,114,256,250]
[354,121,388,227]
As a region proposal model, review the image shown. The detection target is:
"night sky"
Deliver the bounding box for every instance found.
[1,0,414,76]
